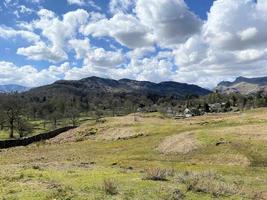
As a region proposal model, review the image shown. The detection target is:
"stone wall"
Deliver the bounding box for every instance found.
[0,126,77,149]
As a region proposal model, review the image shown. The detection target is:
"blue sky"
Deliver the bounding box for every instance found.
[0,0,267,88]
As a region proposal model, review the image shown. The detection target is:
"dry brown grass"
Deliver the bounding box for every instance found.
[102,178,119,195]
[252,191,267,200]
[48,115,150,143]
[97,127,145,141]
[157,132,201,154]
[142,168,168,181]
[47,124,96,144]
[177,171,241,197]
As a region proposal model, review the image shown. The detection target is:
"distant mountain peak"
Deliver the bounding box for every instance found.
[0,84,30,93]
[215,76,267,95]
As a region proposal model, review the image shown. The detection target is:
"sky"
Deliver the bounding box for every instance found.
[0,0,267,89]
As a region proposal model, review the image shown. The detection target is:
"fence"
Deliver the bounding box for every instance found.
[0,126,77,149]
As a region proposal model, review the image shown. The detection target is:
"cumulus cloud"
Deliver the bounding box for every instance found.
[67,0,86,6]
[173,0,267,87]
[69,38,90,59]
[67,0,101,10]
[203,0,267,50]
[0,61,67,87]
[136,0,202,46]
[82,13,154,49]
[16,9,89,62]
[0,25,40,42]
[17,42,68,63]
[85,48,124,67]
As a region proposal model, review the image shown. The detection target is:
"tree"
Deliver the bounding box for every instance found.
[0,112,5,130]
[2,95,23,138]
[66,98,80,126]
[16,117,33,138]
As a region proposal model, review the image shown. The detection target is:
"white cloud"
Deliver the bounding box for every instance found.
[238,27,258,41]
[82,13,154,49]
[67,0,85,6]
[204,0,267,50]
[0,25,40,42]
[69,38,90,59]
[136,0,202,46]
[85,48,124,67]
[17,9,89,63]
[17,42,68,63]
[0,61,66,87]
[235,49,266,63]
[127,47,156,60]
[173,0,267,88]
[67,0,101,10]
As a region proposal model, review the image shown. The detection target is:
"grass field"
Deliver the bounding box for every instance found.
[0,108,267,199]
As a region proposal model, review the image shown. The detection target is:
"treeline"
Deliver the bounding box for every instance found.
[0,93,81,139]
[0,92,168,138]
[0,90,266,139]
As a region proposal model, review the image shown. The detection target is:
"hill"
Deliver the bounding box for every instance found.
[0,84,30,93]
[215,76,267,95]
[26,76,211,98]
[24,77,211,113]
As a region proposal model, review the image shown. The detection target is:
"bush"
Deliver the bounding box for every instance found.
[167,189,185,200]
[102,178,119,195]
[176,171,240,197]
[143,168,168,181]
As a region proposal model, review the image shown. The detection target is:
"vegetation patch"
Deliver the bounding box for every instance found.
[142,168,168,181]
[102,178,119,195]
[157,132,201,154]
[177,171,241,198]
[97,127,145,141]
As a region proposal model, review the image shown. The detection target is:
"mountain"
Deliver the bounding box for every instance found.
[0,84,30,93]
[26,76,211,100]
[215,76,267,95]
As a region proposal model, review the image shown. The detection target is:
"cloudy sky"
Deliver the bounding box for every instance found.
[0,0,267,88]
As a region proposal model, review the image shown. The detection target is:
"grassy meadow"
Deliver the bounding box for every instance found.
[0,108,267,199]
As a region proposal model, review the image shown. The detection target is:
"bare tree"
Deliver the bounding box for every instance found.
[16,117,33,138]
[1,95,23,138]
[65,97,80,126]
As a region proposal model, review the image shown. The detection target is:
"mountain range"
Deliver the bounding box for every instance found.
[215,76,267,95]
[0,84,30,93]
[2,76,267,97]
[26,76,211,99]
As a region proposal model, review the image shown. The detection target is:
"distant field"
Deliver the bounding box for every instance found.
[0,109,267,199]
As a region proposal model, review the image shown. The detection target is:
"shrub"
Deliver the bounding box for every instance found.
[143,168,168,181]
[168,189,185,200]
[176,171,240,197]
[103,178,119,195]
